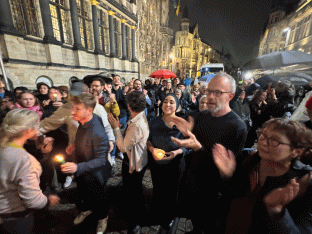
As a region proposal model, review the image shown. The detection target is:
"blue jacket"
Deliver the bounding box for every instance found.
[75,114,112,180]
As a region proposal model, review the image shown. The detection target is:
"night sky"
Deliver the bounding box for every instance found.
[169,0,301,66]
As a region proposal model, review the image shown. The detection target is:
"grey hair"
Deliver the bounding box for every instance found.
[215,72,236,93]
[199,95,207,102]
[0,109,40,148]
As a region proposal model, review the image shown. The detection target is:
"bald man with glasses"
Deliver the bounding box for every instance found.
[171,72,248,234]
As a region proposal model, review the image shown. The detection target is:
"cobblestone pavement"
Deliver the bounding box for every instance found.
[38,158,193,234]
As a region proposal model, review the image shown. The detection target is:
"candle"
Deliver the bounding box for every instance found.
[154,149,165,160]
[55,155,66,164]
[53,94,57,102]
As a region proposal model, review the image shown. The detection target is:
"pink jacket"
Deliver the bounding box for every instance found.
[15,103,43,118]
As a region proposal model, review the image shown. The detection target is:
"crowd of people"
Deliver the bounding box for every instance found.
[1,71,312,234]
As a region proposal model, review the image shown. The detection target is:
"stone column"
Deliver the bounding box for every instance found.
[121,19,127,60]
[92,5,101,53]
[108,10,116,57]
[39,0,59,43]
[131,25,137,62]
[69,0,83,49]
[0,0,21,35]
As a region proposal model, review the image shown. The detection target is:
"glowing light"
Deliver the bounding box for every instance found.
[154,149,165,160]
[53,94,57,102]
[243,71,253,80]
[55,155,66,164]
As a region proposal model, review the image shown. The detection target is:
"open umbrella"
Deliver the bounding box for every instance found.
[242,51,312,71]
[199,73,216,82]
[83,74,112,87]
[149,70,177,79]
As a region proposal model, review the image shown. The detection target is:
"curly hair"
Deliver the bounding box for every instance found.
[126,91,146,113]
[261,118,312,160]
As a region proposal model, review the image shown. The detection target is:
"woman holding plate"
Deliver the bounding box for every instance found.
[147,93,191,233]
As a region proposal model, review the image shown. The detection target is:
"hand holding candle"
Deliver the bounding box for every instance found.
[55,155,66,164]
[154,149,165,160]
[61,162,77,174]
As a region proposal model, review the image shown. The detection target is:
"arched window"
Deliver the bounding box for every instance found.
[36,76,53,88]
[98,9,109,54]
[76,0,94,50]
[49,0,73,45]
[10,0,40,37]
[69,76,79,86]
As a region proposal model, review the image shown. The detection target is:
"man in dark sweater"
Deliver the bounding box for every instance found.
[172,72,247,234]
[61,93,111,234]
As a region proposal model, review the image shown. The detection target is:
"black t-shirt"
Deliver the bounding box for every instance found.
[185,110,248,198]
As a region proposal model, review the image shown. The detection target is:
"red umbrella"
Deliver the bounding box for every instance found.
[149,70,177,79]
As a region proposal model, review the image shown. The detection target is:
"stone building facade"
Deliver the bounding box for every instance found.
[171,8,221,78]
[136,0,174,79]
[0,0,140,89]
[259,0,312,56]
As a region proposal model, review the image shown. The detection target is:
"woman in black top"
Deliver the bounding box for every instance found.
[245,89,269,148]
[147,93,190,232]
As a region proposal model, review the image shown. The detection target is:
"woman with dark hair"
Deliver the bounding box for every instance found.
[42,87,64,119]
[245,89,269,148]
[36,83,50,105]
[147,93,190,233]
[213,118,312,234]
[107,91,149,233]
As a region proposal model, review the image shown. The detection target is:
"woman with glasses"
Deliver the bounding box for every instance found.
[213,118,312,234]
[0,109,59,234]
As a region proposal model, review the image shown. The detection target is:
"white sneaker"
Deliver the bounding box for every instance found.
[73,210,92,225]
[117,152,124,159]
[96,216,108,234]
[63,175,73,188]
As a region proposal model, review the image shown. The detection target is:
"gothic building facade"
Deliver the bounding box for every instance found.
[0,0,139,89]
[171,8,221,78]
[136,0,174,79]
[259,0,312,56]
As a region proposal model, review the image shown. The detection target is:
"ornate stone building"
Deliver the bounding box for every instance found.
[259,0,312,56]
[171,7,221,78]
[0,0,140,89]
[136,0,174,79]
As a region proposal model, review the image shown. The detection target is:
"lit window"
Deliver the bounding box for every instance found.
[114,18,121,57]
[10,0,40,37]
[76,0,93,50]
[98,9,109,53]
[49,0,72,44]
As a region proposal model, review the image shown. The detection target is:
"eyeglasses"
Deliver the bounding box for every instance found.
[256,130,291,147]
[205,89,231,97]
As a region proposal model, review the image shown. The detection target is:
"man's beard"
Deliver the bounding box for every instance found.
[207,101,225,114]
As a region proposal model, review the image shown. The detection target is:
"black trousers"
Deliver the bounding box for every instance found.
[150,156,181,228]
[121,160,147,228]
[76,168,111,220]
[0,212,34,234]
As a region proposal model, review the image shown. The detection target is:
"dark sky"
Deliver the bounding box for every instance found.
[169,0,300,66]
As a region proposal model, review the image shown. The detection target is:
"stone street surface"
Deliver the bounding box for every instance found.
[38,158,193,234]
